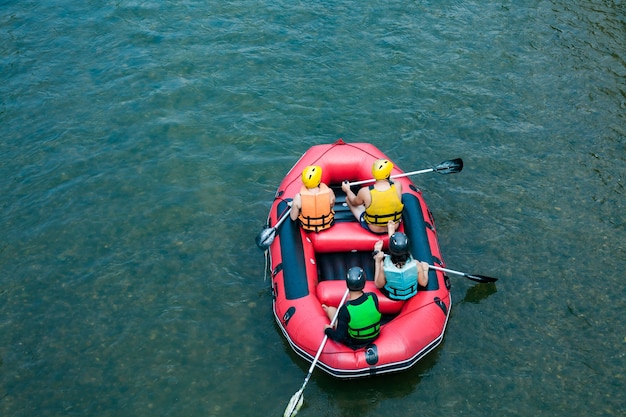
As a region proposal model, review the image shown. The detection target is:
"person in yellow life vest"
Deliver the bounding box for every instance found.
[290,165,336,232]
[322,267,381,349]
[373,232,429,300]
[341,159,404,234]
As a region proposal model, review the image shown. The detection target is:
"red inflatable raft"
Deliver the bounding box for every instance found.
[262,140,452,378]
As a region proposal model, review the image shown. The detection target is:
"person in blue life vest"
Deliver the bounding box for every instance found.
[373,231,429,300]
[290,165,336,232]
[341,159,404,234]
[322,267,382,349]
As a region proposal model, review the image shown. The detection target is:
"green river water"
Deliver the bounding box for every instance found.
[1,1,624,416]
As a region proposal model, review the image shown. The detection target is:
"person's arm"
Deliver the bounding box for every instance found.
[417,261,429,287]
[373,240,386,289]
[394,181,403,198]
[356,187,370,207]
[324,306,349,343]
[290,194,301,221]
[341,181,365,206]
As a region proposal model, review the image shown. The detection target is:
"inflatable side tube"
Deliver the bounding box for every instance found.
[276,201,309,300]
[401,194,439,291]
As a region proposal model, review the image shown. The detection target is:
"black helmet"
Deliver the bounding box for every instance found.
[389,232,409,256]
[346,267,366,291]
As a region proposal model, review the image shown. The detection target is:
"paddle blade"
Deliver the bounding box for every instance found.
[434,158,463,174]
[284,389,304,417]
[255,227,276,250]
[465,273,498,283]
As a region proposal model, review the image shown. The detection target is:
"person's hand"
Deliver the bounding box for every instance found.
[341,180,350,193]
[373,240,385,261]
[387,220,398,235]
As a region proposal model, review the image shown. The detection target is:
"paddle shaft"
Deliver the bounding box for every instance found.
[348,168,435,186]
[274,206,292,229]
[428,264,464,276]
[427,264,498,283]
[255,205,292,250]
[292,288,350,406]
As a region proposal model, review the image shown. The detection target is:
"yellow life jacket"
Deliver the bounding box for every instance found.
[363,182,404,226]
[298,184,335,232]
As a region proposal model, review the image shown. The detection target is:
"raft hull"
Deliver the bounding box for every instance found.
[266,140,451,378]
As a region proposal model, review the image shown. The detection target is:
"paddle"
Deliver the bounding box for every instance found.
[255,206,292,250]
[348,158,463,186]
[284,288,350,417]
[428,264,498,283]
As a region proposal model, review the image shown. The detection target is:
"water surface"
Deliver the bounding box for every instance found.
[1,1,624,416]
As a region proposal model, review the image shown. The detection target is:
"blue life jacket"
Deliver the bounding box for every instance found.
[383,256,418,300]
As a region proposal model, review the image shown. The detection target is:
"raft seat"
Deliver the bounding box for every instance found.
[316,280,405,315]
[308,221,389,253]
[315,247,405,316]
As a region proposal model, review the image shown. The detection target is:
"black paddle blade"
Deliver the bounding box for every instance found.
[465,273,498,283]
[255,227,277,250]
[434,158,463,174]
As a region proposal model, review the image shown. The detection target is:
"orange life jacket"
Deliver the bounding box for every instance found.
[298,184,335,232]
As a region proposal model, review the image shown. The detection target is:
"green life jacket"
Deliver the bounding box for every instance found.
[346,294,381,341]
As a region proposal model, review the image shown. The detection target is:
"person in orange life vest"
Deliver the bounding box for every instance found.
[322,267,381,349]
[290,165,336,232]
[373,230,429,300]
[341,159,404,234]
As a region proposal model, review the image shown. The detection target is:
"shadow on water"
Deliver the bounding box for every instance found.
[272,283,497,415]
[460,282,498,304]
[317,350,442,417]
[277,320,444,416]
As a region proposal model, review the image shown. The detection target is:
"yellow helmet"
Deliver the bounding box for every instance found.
[372,159,393,180]
[301,165,322,188]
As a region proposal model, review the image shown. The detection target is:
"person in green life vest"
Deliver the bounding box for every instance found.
[322,267,382,349]
[373,229,429,300]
